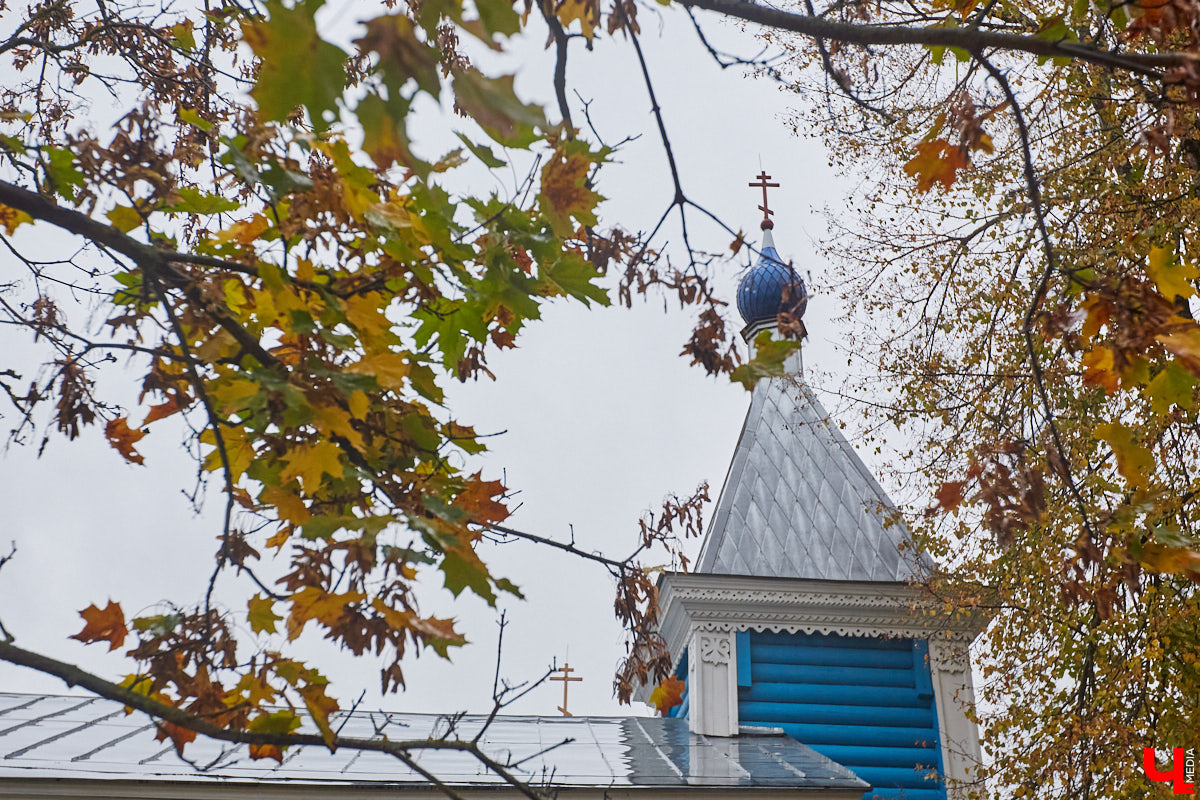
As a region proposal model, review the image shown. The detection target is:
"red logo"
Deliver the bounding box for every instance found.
[1145,748,1197,795]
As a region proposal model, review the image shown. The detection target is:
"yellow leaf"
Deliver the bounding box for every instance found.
[556,0,597,39]
[200,425,255,481]
[343,294,394,352]
[345,352,410,390]
[261,485,311,525]
[287,586,365,640]
[247,594,282,634]
[215,214,271,245]
[1095,421,1154,489]
[1147,245,1199,300]
[648,675,686,715]
[1081,346,1119,393]
[1156,325,1200,375]
[280,440,344,493]
[105,205,143,233]
[310,402,365,451]
[210,377,261,415]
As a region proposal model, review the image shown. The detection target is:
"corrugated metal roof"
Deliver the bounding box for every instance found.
[695,370,930,582]
[0,693,867,791]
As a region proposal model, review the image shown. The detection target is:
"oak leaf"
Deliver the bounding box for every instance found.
[104,417,147,465]
[70,601,127,651]
[648,675,685,715]
[154,722,197,755]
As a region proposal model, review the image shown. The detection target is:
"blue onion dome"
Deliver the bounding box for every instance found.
[736,229,808,327]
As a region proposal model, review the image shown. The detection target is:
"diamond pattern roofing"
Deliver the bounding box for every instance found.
[0,693,867,792]
[695,370,930,582]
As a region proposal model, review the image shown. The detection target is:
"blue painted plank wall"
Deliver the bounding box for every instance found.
[739,630,945,800]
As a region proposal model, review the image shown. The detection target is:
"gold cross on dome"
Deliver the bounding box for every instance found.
[748,170,780,230]
[550,662,582,716]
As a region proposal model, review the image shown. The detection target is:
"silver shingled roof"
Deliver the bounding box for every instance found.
[0,693,866,791]
[695,369,930,581]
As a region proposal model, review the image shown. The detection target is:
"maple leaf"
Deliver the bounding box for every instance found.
[154,722,198,755]
[933,481,967,513]
[454,473,510,524]
[539,145,601,236]
[248,594,283,634]
[70,601,127,651]
[0,203,33,235]
[287,587,365,640]
[556,0,599,40]
[648,675,685,715]
[241,0,348,132]
[903,139,968,193]
[280,441,345,494]
[1081,346,1120,393]
[142,395,185,425]
[104,417,147,465]
[299,682,340,748]
[451,69,546,147]
[1095,421,1155,490]
[1147,246,1200,301]
[1157,326,1200,375]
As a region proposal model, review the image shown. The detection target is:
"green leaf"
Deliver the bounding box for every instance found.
[241,0,348,132]
[178,107,213,132]
[541,251,609,306]
[451,69,545,148]
[1145,361,1198,415]
[730,332,803,389]
[44,147,84,201]
[455,132,506,168]
[165,187,239,215]
[475,0,521,38]
[107,205,144,233]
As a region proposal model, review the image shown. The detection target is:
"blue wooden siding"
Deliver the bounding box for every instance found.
[739,630,945,800]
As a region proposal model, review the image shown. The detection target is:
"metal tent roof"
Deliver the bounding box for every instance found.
[0,693,867,793]
[695,370,930,582]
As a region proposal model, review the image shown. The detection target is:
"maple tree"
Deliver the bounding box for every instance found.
[0,0,1198,793]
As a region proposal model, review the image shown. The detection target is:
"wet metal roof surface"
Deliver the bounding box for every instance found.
[0,693,867,791]
[696,371,931,582]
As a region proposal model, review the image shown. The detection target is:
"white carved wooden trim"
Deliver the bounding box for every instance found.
[687,628,738,737]
[928,636,983,799]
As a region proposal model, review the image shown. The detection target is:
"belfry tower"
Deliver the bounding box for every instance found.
[645,176,986,800]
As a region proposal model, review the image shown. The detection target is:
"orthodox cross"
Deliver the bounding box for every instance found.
[748,170,779,230]
[550,663,582,717]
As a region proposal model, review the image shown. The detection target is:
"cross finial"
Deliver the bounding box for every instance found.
[748,170,780,231]
[549,662,583,716]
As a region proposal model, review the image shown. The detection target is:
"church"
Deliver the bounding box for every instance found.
[0,186,986,800]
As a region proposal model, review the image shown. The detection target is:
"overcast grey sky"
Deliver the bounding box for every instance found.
[0,0,859,719]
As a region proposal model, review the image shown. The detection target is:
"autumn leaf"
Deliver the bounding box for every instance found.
[70,601,127,651]
[1144,361,1198,414]
[1157,326,1200,375]
[1146,246,1200,300]
[299,681,340,748]
[933,480,967,513]
[648,675,685,715]
[280,441,345,494]
[1095,421,1155,490]
[249,744,285,762]
[556,0,599,40]
[248,594,283,634]
[143,395,185,425]
[1081,346,1120,393]
[903,139,968,193]
[287,587,365,640]
[539,145,601,236]
[154,722,197,755]
[104,417,147,465]
[453,473,510,524]
[0,203,33,234]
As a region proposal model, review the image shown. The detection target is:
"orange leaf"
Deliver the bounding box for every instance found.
[249,743,285,762]
[935,481,967,512]
[648,675,685,715]
[143,395,185,425]
[1081,346,1120,393]
[154,721,197,755]
[104,417,147,464]
[903,139,968,193]
[70,601,127,651]
[453,472,510,525]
